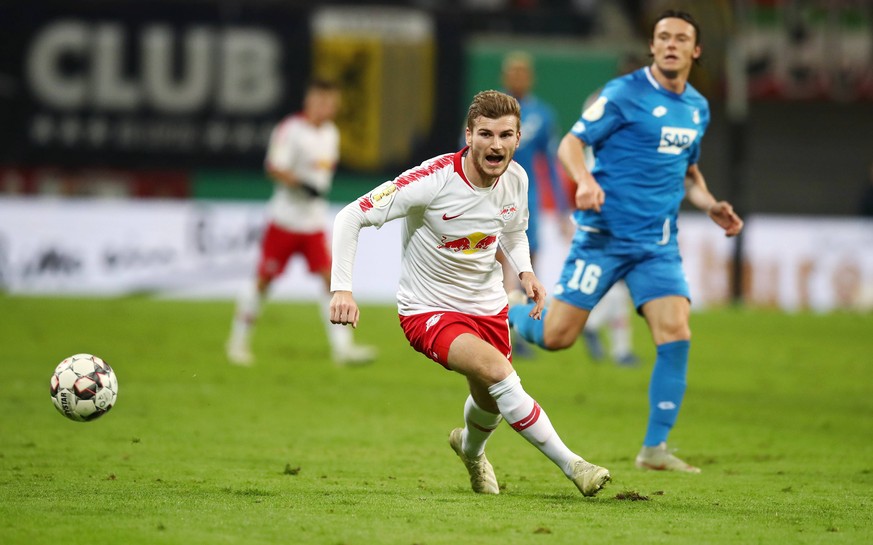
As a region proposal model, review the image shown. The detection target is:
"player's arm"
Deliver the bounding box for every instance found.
[329,203,369,327]
[557,133,604,213]
[684,164,744,237]
[266,165,326,198]
[500,230,547,319]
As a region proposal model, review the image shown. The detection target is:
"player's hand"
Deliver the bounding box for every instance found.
[574,175,605,213]
[330,290,360,328]
[518,272,546,320]
[708,201,744,237]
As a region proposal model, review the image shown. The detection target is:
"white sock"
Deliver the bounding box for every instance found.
[320,294,352,353]
[609,315,633,359]
[461,395,502,458]
[488,372,582,477]
[230,279,262,344]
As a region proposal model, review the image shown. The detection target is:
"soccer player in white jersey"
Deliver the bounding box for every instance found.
[329,90,610,497]
[226,79,375,366]
[511,11,744,473]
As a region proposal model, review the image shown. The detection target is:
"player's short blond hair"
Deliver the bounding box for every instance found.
[465,90,521,132]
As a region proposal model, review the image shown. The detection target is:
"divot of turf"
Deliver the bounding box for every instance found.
[615,490,649,501]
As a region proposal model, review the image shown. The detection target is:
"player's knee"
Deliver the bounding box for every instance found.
[654,319,690,343]
[542,328,578,351]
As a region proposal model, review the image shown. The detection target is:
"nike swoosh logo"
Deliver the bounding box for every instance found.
[442,212,463,220]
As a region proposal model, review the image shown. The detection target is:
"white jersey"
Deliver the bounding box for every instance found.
[264,113,339,233]
[334,148,531,316]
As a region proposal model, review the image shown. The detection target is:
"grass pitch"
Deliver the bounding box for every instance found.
[1,296,871,544]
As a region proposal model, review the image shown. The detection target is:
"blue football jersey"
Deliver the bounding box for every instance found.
[570,66,710,242]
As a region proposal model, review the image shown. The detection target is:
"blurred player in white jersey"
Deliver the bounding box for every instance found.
[226,79,375,366]
[329,90,610,497]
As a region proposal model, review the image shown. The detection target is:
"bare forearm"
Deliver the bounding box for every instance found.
[684,166,718,212]
[557,133,590,185]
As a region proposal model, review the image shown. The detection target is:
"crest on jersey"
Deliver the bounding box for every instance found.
[425,313,443,331]
[692,109,701,124]
[652,106,668,118]
[369,181,398,209]
[582,96,608,122]
[499,203,518,221]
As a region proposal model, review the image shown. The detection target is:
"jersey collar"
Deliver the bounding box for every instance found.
[454,146,502,191]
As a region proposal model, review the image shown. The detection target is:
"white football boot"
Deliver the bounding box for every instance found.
[449,428,499,494]
[570,459,611,497]
[635,442,701,473]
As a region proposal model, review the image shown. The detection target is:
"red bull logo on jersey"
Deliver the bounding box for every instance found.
[658,127,698,155]
[437,232,498,254]
[498,203,518,221]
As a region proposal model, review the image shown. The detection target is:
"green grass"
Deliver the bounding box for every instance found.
[1,296,871,544]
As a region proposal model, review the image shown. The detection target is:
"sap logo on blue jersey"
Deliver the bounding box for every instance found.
[658,127,698,155]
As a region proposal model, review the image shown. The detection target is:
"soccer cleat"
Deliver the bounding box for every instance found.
[581,329,606,361]
[635,442,701,473]
[333,344,376,366]
[226,339,254,366]
[449,428,499,494]
[570,459,611,497]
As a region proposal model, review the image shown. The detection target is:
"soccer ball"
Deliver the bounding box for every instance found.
[50,353,118,422]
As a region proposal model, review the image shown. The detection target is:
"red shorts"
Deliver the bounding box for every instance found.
[257,222,331,281]
[399,307,512,369]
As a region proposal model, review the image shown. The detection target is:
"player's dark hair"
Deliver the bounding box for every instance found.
[653,10,701,45]
[651,10,702,65]
[466,90,521,132]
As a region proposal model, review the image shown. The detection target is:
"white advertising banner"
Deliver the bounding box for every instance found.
[1,198,871,312]
[0,198,401,302]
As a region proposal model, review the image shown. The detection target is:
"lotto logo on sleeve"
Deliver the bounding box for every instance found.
[658,127,698,155]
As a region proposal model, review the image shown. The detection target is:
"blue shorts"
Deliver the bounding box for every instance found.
[552,230,690,313]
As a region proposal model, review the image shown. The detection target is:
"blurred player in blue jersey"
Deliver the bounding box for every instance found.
[501,52,572,262]
[500,52,572,358]
[510,10,743,473]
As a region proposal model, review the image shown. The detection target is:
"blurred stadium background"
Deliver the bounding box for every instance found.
[1,0,871,312]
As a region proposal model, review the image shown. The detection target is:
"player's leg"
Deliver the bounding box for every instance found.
[626,251,699,472]
[446,330,610,496]
[498,250,535,359]
[580,299,607,361]
[602,281,639,365]
[510,297,592,351]
[307,232,376,366]
[510,231,621,351]
[227,223,289,365]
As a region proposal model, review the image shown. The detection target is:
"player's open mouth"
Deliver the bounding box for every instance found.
[485,154,503,165]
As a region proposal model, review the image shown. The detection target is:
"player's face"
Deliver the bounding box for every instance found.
[304,89,341,125]
[464,115,520,187]
[650,17,700,79]
[503,61,533,98]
